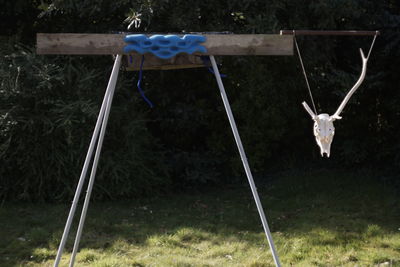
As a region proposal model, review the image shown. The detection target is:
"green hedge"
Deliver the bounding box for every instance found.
[1,0,399,201]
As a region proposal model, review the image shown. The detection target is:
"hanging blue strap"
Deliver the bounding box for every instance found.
[200,56,227,78]
[137,55,154,108]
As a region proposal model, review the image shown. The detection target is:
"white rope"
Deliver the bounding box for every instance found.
[294,33,318,115]
[367,31,378,60]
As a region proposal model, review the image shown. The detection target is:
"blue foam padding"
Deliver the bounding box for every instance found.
[123,34,207,59]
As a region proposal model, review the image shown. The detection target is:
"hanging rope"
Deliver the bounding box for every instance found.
[294,32,318,115]
[137,55,154,108]
[367,31,378,59]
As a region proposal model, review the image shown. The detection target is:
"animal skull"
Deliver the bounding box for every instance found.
[313,114,335,157]
[302,48,368,157]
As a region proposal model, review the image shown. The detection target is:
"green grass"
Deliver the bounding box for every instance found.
[1,170,399,266]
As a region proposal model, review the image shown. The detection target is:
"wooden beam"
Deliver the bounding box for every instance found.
[36,33,293,56]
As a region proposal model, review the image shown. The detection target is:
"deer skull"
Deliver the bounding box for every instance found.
[302,48,368,157]
[313,114,335,157]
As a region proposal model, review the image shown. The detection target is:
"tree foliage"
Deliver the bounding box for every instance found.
[1,0,399,201]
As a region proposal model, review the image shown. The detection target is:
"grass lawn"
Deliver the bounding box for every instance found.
[1,169,399,266]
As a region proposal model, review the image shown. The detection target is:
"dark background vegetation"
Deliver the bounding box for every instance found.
[0,0,399,202]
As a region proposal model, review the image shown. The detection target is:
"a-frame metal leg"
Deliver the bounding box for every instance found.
[54,54,122,267]
[209,55,281,267]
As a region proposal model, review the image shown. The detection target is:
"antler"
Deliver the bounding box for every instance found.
[302,101,316,119]
[330,48,368,120]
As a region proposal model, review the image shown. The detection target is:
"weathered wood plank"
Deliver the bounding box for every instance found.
[37,33,293,56]
[205,34,292,55]
[125,54,204,71]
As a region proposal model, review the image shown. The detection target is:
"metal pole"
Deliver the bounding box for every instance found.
[68,54,122,267]
[53,54,122,267]
[280,30,380,36]
[209,56,281,267]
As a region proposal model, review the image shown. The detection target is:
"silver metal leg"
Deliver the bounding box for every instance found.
[68,54,121,266]
[54,54,122,267]
[209,55,281,267]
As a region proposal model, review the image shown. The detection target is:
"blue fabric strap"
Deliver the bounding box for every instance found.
[137,55,154,108]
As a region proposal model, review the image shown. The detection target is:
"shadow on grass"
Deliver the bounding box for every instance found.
[1,169,399,266]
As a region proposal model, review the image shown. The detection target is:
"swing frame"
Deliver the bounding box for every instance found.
[36,30,379,267]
